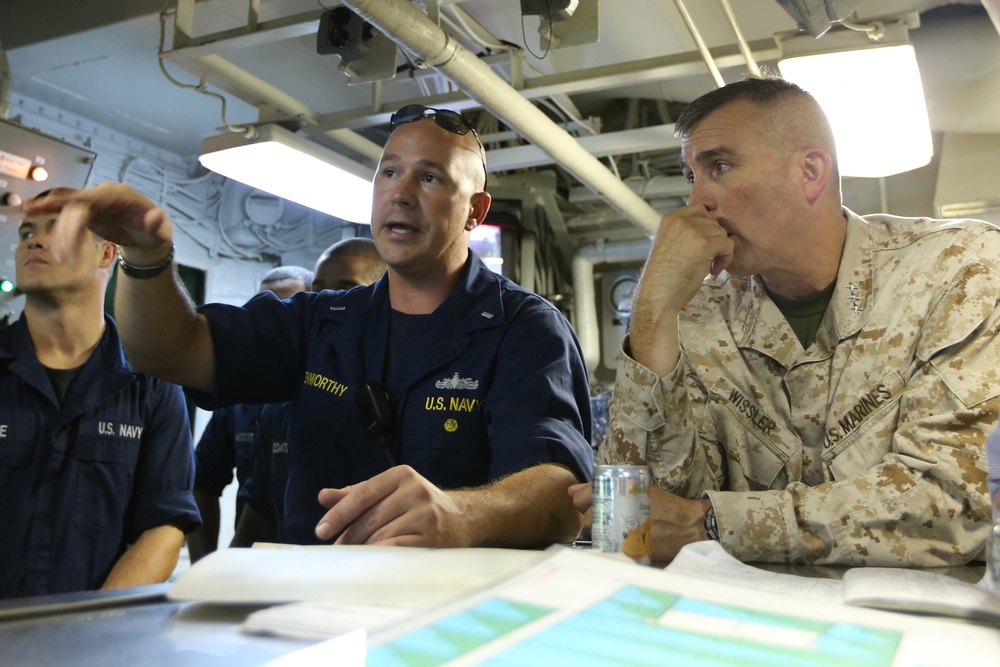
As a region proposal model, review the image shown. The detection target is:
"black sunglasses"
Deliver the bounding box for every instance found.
[389,104,488,188]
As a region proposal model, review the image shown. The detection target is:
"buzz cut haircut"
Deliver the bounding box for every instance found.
[261,265,314,288]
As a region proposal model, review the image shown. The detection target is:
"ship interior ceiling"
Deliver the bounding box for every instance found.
[2,0,1000,386]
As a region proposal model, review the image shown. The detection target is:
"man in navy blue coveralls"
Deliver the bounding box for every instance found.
[0,188,199,598]
[29,108,595,549]
[186,265,314,563]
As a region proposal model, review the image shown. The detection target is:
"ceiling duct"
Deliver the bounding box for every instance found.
[934,132,1000,223]
[984,0,1000,36]
[341,0,661,236]
[774,0,867,36]
[0,41,11,120]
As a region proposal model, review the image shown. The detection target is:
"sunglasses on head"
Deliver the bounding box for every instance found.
[389,104,488,188]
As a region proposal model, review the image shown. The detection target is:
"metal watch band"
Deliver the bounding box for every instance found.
[704,504,721,542]
[117,243,175,280]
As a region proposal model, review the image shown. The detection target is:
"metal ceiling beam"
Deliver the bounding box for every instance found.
[341,0,663,234]
[487,123,681,172]
[570,175,692,205]
[159,2,780,234]
[169,11,323,58]
[312,40,779,131]
[161,4,778,134]
[162,52,384,163]
[164,2,383,162]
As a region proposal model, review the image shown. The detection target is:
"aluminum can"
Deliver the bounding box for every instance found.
[591,465,651,564]
[989,515,1000,589]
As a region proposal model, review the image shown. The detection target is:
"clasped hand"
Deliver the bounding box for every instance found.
[628,204,734,376]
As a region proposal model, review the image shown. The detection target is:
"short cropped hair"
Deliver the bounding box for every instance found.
[322,238,381,263]
[675,77,813,137]
[316,238,385,286]
[260,265,314,288]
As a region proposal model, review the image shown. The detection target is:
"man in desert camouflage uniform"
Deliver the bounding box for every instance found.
[571,77,1000,566]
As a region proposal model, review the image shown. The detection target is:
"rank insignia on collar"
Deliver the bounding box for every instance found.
[845,282,862,314]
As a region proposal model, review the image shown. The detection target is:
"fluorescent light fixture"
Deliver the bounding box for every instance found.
[777,21,933,178]
[199,124,374,223]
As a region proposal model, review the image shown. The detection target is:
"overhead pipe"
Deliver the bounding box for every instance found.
[717,0,760,77]
[984,0,1000,37]
[672,0,726,87]
[341,0,662,236]
[573,238,652,375]
[0,42,11,120]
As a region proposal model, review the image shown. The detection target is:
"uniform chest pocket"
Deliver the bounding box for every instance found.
[0,446,30,467]
[0,410,36,481]
[709,378,795,491]
[822,373,904,480]
[713,420,789,490]
[399,408,490,489]
[73,437,141,539]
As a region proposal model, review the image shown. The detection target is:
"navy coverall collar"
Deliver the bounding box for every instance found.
[0,314,135,426]
[320,251,508,393]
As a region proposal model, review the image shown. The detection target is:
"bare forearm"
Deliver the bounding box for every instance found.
[101,524,184,590]
[627,311,681,378]
[114,259,216,393]
[627,205,734,378]
[454,464,583,548]
[649,488,710,563]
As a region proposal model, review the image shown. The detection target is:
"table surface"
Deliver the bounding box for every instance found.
[0,586,312,667]
[0,558,989,666]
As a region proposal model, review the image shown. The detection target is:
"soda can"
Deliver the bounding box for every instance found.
[989,515,1000,589]
[591,465,651,565]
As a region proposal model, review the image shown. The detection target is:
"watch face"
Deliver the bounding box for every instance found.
[610,275,638,315]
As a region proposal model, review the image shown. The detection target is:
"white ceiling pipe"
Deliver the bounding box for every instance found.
[717,0,760,77]
[573,238,652,375]
[984,0,1000,37]
[488,123,681,172]
[341,0,662,235]
[672,0,726,87]
[0,42,11,120]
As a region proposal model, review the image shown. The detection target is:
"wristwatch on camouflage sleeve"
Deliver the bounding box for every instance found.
[704,504,721,542]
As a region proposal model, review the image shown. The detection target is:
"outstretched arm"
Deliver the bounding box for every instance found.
[101,524,185,589]
[23,183,216,392]
[316,463,582,548]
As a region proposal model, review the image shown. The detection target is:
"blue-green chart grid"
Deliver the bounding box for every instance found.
[367,584,901,667]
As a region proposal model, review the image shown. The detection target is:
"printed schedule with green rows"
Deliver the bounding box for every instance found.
[367,583,901,667]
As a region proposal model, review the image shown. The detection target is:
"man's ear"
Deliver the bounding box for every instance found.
[465,191,492,232]
[99,242,119,270]
[800,147,832,204]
